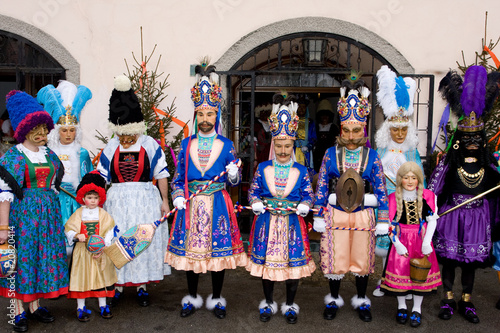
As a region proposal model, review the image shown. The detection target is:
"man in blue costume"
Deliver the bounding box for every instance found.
[247,94,316,324]
[313,79,389,323]
[165,62,247,319]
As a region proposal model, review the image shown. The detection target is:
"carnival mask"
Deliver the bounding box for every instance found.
[26,124,49,146]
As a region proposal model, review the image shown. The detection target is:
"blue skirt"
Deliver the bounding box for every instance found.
[0,188,69,301]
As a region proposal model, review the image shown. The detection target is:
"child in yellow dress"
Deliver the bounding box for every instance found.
[65,171,117,322]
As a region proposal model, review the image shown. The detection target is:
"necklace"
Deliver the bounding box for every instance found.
[457,167,484,188]
[274,159,292,198]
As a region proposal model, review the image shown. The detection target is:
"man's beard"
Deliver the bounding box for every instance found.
[336,136,368,148]
[198,121,214,133]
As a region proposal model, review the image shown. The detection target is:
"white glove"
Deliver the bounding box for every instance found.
[226,162,239,180]
[296,203,309,217]
[363,194,378,207]
[301,146,308,152]
[251,201,265,215]
[394,240,408,256]
[375,223,389,236]
[173,197,186,210]
[421,241,433,255]
[313,217,326,233]
[328,193,337,206]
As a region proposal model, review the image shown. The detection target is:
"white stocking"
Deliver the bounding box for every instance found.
[397,296,407,309]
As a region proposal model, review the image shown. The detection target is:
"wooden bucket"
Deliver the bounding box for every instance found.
[410,255,431,283]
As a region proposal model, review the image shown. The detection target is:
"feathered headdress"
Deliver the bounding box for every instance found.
[439,65,500,132]
[191,57,223,134]
[37,80,92,126]
[337,79,371,126]
[268,93,299,140]
[376,65,416,125]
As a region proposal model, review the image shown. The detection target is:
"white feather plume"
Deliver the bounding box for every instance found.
[376,65,398,117]
[57,80,78,109]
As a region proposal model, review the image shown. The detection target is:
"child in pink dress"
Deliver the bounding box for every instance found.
[381,162,442,327]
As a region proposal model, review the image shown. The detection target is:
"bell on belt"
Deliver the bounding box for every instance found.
[336,168,364,213]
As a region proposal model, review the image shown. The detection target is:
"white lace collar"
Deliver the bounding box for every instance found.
[17,144,48,164]
[402,189,417,201]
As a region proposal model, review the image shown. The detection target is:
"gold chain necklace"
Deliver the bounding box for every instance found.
[457,167,484,188]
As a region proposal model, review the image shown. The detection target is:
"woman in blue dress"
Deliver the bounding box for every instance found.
[0,90,68,332]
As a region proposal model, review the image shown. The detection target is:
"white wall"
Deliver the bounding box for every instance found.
[1,0,500,154]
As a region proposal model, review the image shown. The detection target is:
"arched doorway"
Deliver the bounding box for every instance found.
[216,19,435,236]
[0,15,79,125]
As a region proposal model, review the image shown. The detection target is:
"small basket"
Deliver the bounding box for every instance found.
[410,255,431,283]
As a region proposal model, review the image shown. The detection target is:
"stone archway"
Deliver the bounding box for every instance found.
[0,14,80,83]
[215,16,413,74]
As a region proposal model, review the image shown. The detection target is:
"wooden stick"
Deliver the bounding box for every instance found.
[153,159,242,227]
[439,183,500,217]
[234,204,320,214]
[384,173,396,186]
[60,187,77,201]
[105,159,241,268]
[234,205,374,231]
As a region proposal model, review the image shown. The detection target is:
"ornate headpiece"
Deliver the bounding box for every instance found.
[376,65,416,126]
[337,79,371,126]
[439,65,500,133]
[191,58,222,112]
[37,80,92,126]
[268,94,299,140]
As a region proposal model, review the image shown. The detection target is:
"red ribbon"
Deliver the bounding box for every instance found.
[484,46,500,69]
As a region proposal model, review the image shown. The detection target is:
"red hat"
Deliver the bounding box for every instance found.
[76,171,106,207]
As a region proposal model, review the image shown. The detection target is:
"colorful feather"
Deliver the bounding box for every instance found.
[484,72,500,114]
[36,84,65,123]
[56,80,77,108]
[394,76,410,110]
[71,85,92,122]
[460,65,487,117]
[376,65,416,118]
[438,70,463,116]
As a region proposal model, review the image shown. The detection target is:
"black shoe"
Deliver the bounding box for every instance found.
[438,299,456,320]
[180,302,195,318]
[458,300,479,324]
[396,308,408,324]
[284,307,298,324]
[137,288,150,307]
[77,307,91,322]
[100,305,113,319]
[323,301,339,320]
[13,312,28,332]
[410,311,422,327]
[108,289,122,307]
[357,304,372,322]
[30,307,55,323]
[259,306,272,322]
[213,302,226,319]
[496,297,500,310]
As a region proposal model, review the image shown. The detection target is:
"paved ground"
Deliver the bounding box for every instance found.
[1,251,500,333]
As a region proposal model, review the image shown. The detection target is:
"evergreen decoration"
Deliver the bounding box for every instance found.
[432,12,500,171]
[95,28,186,204]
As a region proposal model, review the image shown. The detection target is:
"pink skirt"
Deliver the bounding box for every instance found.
[381,223,442,295]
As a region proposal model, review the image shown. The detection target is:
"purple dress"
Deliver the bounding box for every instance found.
[428,158,498,263]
